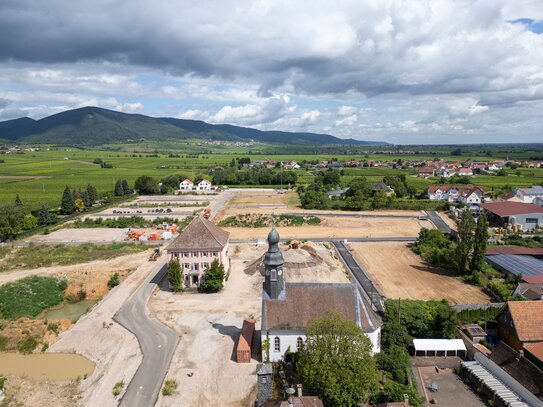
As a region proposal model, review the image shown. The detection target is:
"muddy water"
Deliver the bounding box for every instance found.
[0,353,95,380]
[43,300,97,321]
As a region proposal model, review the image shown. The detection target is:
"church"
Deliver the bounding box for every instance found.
[261,227,381,362]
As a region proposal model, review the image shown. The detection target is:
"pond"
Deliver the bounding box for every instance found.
[43,300,97,321]
[0,353,95,380]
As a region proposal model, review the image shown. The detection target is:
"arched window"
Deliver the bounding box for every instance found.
[274,336,280,352]
[297,337,303,349]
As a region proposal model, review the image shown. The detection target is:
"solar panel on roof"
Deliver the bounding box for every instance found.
[486,254,543,277]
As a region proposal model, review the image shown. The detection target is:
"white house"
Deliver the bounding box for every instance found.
[428,185,484,208]
[196,179,212,190]
[458,168,473,176]
[261,228,381,362]
[514,186,543,204]
[284,161,301,170]
[179,179,194,191]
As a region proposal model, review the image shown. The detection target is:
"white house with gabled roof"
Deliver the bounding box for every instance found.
[179,179,194,190]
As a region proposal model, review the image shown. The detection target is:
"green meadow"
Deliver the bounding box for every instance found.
[0,146,542,211]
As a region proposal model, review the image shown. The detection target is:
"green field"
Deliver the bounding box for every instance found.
[0,146,542,210]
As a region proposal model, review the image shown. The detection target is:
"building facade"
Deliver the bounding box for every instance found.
[166,216,230,288]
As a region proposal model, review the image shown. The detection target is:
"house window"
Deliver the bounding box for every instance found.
[193,263,199,271]
[526,218,538,224]
[184,252,189,258]
[184,263,190,270]
[202,262,209,269]
[274,337,280,352]
[212,251,218,257]
[192,252,199,257]
[297,337,303,349]
[271,269,277,281]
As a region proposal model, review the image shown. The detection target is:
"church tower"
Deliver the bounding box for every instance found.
[263,227,285,299]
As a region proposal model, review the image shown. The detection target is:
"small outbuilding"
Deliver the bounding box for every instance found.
[236,319,255,363]
[413,339,467,357]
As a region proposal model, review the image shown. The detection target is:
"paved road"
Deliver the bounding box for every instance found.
[425,210,456,235]
[230,236,417,244]
[114,259,180,407]
[332,241,385,313]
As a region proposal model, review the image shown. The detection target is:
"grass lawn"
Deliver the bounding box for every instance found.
[0,243,149,273]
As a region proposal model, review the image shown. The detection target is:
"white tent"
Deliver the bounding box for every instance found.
[413,339,467,357]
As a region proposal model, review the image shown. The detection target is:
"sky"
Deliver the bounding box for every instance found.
[0,1,543,145]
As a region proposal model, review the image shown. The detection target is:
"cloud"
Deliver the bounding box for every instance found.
[0,1,542,143]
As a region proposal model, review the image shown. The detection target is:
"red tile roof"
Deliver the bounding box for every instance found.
[427,184,484,194]
[481,202,543,217]
[506,301,543,342]
[166,216,229,251]
[522,275,543,284]
[524,341,543,363]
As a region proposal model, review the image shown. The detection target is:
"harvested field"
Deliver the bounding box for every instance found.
[350,242,491,304]
[151,242,348,406]
[228,192,287,206]
[224,216,431,240]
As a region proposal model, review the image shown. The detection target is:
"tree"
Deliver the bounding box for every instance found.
[470,214,489,272]
[60,186,76,215]
[114,180,124,196]
[198,259,225,293]
[0,203,25,242]
[456,211,475,273]
[38,204,52,226]
[371,190,389,209]
[134,175,159,194]
[121,179,131,195]
[168,260,184,292]
[22,214,38,230]
[14,194,23,209]
[300,190,329,209]
[74,198,85,212]
[376,345,411,384]
[86,184,98,204]
[82,190,92,208]
[297,310,379,407]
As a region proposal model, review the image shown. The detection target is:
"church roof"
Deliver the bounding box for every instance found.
[262,283,381,333]
[166,216,229,251]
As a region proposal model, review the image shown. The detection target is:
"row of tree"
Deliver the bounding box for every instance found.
[60,184,99,215]
[210,167,297,186]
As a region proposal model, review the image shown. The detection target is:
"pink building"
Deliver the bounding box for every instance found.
[166,216,230,288]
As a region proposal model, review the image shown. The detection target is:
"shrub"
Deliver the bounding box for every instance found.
[112,381,125,397]
[107,273,120,289]
[0,335,8,351]
[18,335,39,354]
[77,287,87,301]
[162,379,178,396]
[0,375,5,390]
[47,323,59,335]
[58,278,68,291]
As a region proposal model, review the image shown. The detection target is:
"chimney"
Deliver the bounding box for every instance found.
[297,383,302,397]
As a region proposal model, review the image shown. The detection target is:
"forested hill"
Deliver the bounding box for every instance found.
[0,106,387,146]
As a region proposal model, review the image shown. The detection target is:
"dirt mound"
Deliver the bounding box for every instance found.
[243,244,329,277]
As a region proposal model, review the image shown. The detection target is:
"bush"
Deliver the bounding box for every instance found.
[0,375,5,390]
[0,335,7,351]
[77,287,87,301]
[47,322,60,335]
[18,335,39,354]
[107,273,120,289]
[162,379,178,396]
[112,381,125,397]
[58,278,68,291]
[0,276,64,320]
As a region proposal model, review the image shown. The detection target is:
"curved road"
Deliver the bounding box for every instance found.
[114,259,180,407]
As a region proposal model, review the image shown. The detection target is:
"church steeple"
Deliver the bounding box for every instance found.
[263,227,285,299]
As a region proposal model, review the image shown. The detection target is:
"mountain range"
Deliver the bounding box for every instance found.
[0,107,386,146]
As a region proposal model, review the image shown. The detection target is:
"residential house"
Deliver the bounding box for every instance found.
[458,168,473,176]
[514,185,543,204]
[166,216,230,288]
[427,185,484,208]
[283,161,300,170]
[417,167,435,179]
[261,228,381,363]
[196,179,212,190]
[481,202,543,231]
[496,301,543,351]
[179,179,193,191]
[373,182,394,196]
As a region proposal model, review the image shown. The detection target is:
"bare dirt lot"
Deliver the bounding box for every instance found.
[150,242,349,406]
[349,242,491,304]
[223,216,432,240]
[27,227,128,244]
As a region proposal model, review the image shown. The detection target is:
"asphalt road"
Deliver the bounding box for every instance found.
[425,210,456,235]
[332,241,385,313]
[114,259,180,407]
